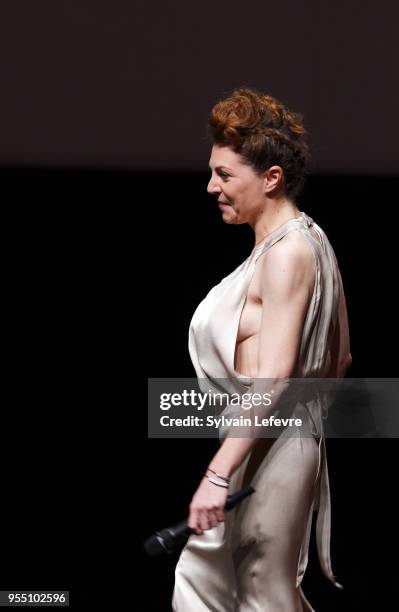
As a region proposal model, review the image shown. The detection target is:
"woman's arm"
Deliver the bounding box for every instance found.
[188,233,316,534]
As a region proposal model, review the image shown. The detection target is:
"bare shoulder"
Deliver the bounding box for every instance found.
[257,229,316,297]
[259,229,315,272]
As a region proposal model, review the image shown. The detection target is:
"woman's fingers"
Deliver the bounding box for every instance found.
[188,508,203,535]
[216,508,225,522]
[206,510,221,529]
[190,508,224,533]
[189,484,227,534]
[199,513,211,531]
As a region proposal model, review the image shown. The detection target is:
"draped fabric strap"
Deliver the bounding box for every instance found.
[297,496,315,587]
[296,432,343,591]
[315,435,344,589]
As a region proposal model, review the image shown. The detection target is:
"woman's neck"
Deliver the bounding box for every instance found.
[252,202,301,247]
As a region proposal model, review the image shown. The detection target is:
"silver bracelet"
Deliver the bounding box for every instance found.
[205,474,229,489]
[206,468,230,484]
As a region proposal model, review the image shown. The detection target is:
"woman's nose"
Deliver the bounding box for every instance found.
[207,177,221,194]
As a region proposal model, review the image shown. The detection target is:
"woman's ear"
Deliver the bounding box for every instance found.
[263,165,284,194]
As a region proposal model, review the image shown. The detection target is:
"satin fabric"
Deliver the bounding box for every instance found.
[172,212,343,611]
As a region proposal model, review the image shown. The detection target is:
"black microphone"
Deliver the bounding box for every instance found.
[143,485,255,558]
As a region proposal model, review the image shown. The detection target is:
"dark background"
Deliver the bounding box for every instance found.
[0,1,398,610]
[1,170,398,612]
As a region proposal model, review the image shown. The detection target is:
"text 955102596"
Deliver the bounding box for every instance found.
[0,592,69,607]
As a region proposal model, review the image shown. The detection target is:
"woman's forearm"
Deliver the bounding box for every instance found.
[207,376,292,478]
[208,436,257,478]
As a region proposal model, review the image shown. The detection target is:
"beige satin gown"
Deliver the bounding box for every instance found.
[172,212,344,611]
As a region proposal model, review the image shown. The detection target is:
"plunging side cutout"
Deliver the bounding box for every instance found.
[232,250,266,378]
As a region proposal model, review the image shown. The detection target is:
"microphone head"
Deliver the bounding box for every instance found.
[143,532,170,558]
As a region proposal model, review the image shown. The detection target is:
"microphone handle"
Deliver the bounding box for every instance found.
[225,485,255,511]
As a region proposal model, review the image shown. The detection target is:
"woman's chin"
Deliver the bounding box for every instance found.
[220,209,235,223]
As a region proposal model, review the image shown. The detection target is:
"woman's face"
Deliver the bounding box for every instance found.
[207,144,282,225]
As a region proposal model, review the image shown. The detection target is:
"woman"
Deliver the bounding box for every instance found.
[172,87,352,611]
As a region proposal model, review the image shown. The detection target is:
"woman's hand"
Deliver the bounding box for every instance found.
[188,477,228,535]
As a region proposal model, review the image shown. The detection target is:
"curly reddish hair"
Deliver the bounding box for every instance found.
[208,87,311,199]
